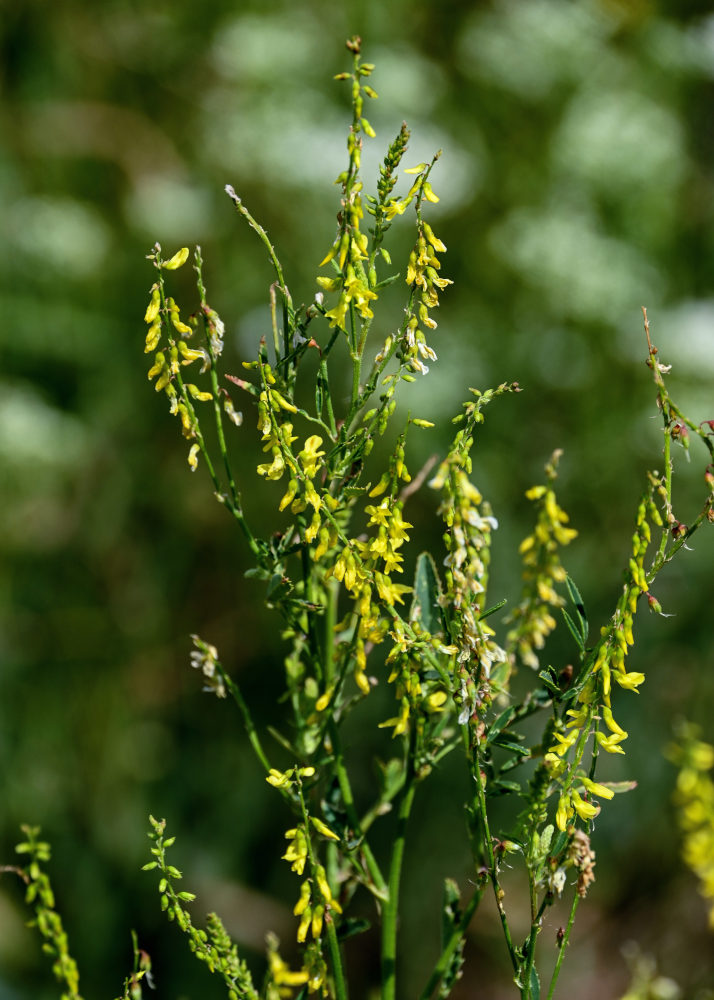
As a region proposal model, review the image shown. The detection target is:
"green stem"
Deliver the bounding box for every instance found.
[217,666,271,774]
[546,893,579,1000]
[320,358,338,438]
[473,746,519,976]
[296,779,348,1000]
[521,913,540,1000]
[417,888,483,1000]
[224,185,293,323]
[381,746,417,1000]
[328,717,387,897]
[326,913,349,1000]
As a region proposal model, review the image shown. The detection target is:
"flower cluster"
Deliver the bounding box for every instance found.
[430,420,507,723]
[189,635,226,698]
[263,768,341,994]
[325,452,413,695]
[126,40,714,1000]
[317,50,379,335]
[381,636,448,738]
[544,486,662,830]
[403,210,451,376]
[143,246,219,471]
[249,361,332,545]
[506,454,577,669]
[266,933,328,999]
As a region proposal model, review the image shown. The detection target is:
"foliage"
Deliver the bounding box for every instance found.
[137,38,714,998]
[4,23,714,1000]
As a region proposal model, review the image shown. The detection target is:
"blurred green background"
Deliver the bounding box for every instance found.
[1,0,714,997]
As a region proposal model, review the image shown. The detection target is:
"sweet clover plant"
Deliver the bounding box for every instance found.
[8,36,714,1000]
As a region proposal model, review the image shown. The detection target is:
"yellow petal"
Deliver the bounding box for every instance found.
[162,247,190,270]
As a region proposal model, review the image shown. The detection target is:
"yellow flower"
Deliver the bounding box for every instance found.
[556,795,570,832]
[570,788,599,821]
[304,511,321,544]
[267,942,309,993]
[613,670,645,691]
[324,294,348,330]
[293,880,311,916]
[257,450,286,481]
[298,436,325,478]
[279,480,298,512]
[426,689,448,712]
[373,572,411,606]
[315,864,341,913]
[580,777,615,800]
[267,769,291,788]
[310,816,340,841]
[596,731,626,755]
[178,341,205,366]
[282,826,308,875]
[147,352,166,381]
[548,729,579,756]
[144,286,160,323]
[162,247,189,270]
[602,704,627,737]
[145,321,161,353]
[379,698,410,737]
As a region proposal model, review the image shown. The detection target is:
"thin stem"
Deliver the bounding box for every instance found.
[417,888,483,1000]
[326,914,349,1000]
[521,915,540,1000]
[328,717,387,897]
[381,753,417,1000]
[225,186,293,322]
[216,665,271,774]
[546,894,579,1000]
[296,780,348,1000]
[473,746,519,975]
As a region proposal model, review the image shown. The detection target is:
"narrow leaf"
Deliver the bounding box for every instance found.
[410,552,444,636]
[565,574,588,642]
[561,609,585,653]
[479,598,507,621]
[529,963,541,1000]
[486,706,516,743]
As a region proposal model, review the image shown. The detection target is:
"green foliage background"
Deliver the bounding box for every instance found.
[1,0,713,997]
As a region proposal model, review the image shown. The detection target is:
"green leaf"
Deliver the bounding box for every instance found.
[551,831,569,857]
[374,272,401,289]
[538,667,560,694]
[539,824,554,856]
[376,757,405,800]
[267,726,299,755]
[486,706,516,743]
[492,740,530,757]
[244,566,271,580]
[410,552,444,635]
[479,598,507,621]
[602,780,638,794]
[529,963,541,1000]
[441,877,461,946]
[486,779,522,797]
[337,917,371,941]
[565,574,588,643]
[561,608,585,654]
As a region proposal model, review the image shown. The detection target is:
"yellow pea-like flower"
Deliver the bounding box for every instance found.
[162,247,189,270]
[144,288,160,324]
